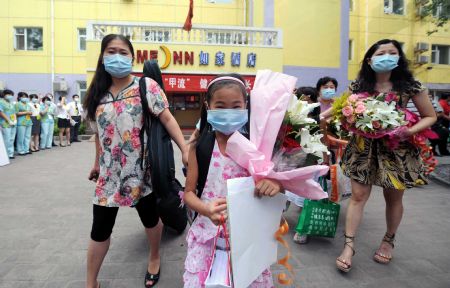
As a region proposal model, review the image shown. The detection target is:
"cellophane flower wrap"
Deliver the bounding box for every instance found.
[332,92,407,139]
[272,95,329,172]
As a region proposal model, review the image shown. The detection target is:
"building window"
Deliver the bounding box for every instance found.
[348,39,353,60]
[384,0,404,15]
[349,0,354,11]
[172,95,200,110]
[77,81,87,101]
[78,28,86,51]
[433,3,450,18]
[431,45,450,65]
[14,27,43,51]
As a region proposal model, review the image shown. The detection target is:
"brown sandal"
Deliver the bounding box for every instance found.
[336,234,355,273]
[373,232,395,264]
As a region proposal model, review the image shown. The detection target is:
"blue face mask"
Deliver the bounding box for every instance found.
[32,98,38,103]
[45,101,52,105]
[370,54,399,73]
[103,54,133,78]
[321,88,336,100]
[21,97,29,103]
[5,95,14,102]
[207,109,248,135]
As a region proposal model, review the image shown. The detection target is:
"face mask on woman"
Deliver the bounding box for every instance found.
[5,95,14,102]
[321,88,336,100]
[32,98,38,103]
[21,97,29,103]
[370,54,400,73]
[207,109,248,135]
[103,54,133,78]
[45,100,52,105]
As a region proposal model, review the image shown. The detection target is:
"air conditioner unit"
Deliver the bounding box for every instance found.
[415,55,429,64]
[415,42,429,52]
[53,80,68,92]
[0,80,5,90]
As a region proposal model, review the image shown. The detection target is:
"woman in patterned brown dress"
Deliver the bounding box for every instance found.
[322,39,436,272]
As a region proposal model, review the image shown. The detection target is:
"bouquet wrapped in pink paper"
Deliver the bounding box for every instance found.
[332,92,407,139]
[226,70,329,200]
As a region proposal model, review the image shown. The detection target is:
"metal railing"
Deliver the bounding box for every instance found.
[86,21,282,48]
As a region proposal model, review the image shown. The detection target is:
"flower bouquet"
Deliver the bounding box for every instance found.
[272,95,329,172]
[332,92,407,139]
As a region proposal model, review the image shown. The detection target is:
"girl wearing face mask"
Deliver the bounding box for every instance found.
[40,96,54,149]
[15,92,33,155]
[316,76,338,113]
[0,89,17,159]
[321,39,436,273]
[182,74,284,287]
[83,34,188,288]
[29,94,41,152]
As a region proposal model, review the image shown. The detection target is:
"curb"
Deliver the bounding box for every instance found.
[430,171,450,187]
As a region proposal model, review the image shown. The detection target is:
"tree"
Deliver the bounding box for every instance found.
[417,0,450,35]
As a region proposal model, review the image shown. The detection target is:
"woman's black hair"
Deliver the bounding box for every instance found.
[198,73,249,135]
[295,86,318,102]
[17,92,28,100]
[83,34,135,121]
[316,77,338,92]
[41,96,51,103]
[58,95,66,101]
[29,94,38,99]
[355,39,414,95]
[1,89,14,98]
[143,60,165,92]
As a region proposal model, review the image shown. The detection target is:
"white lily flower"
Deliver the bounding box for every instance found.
[287,95,320,126]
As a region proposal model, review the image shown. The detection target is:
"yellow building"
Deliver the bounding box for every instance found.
[1,0,449,126]
[349,0,450,97]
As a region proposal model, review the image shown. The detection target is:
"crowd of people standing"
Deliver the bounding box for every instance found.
[0,90,84,160]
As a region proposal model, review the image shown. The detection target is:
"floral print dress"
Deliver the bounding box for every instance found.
[93,77,168,207]
[341,80,428,190]
[183,141,274,288]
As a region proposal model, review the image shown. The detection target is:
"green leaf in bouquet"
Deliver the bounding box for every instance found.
[304,153,321,166]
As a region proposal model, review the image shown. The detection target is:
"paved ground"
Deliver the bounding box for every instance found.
[1,141,450,288]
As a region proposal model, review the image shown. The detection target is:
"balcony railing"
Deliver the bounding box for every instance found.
[86,21,282,48]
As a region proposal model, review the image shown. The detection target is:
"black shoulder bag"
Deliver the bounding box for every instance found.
[139,77,187,234]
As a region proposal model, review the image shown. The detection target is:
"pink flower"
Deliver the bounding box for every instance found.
[131,137,141,149]
[112,146,121,158]
[348,94,358,102]
[372,121,381,129]
[131,127,140,138]
[355,104,366,114]
[113,101,126,115]
[121,154,127,166]
[212,152,220,158]
[105,124,115,138]
[342,105,354,117]
[347,115,355,123]
[213,162,220,167]
[95,187,103,197]
[97,177,106,187]
[385,93,398,103]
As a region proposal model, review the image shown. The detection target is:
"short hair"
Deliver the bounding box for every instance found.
[72,94,80,98]
[316,77,338,91]
[59,95,66,101]
[17,92,28,100]
[295,86,318,102]
[29,94,39,99]
[2,89,14,96]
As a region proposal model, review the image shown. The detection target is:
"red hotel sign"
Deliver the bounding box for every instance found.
[135,73,255,92]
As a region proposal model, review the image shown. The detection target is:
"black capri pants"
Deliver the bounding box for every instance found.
[90,193,160,242]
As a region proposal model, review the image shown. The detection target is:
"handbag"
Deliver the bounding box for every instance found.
[329,145,352,202]
[295,199,340,238]
[204,219,233,288]
[139,72,187,234]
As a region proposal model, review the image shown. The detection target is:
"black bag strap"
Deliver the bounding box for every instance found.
[138,77,152,172]
[195,128,216,199]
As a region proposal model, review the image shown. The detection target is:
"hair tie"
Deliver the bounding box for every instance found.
[207,76,246,90]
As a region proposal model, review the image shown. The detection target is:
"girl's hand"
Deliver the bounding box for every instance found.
[182,149,189,167]
[255,179,283,197]
[88,165,100,182]
[205,198,227,225]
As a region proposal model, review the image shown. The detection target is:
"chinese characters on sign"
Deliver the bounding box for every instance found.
[247,53,256,67]
[231,52,241,67]
[215,51,225,66]
[199,51,209,65]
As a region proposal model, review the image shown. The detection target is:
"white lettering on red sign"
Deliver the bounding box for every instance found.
[168,78,177,88]
[200,78,208,89]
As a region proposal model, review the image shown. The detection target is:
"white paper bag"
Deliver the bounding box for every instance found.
[227,177,287,288]
[205,238,232,288]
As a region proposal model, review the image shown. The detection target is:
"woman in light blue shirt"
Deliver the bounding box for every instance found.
[40,95,55,149]
[15,92,33,155]
[0,89,17,159]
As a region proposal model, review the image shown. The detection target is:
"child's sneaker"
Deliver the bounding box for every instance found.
[293,232,308,244]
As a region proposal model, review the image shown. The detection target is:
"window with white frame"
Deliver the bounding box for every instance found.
[384,0,404,15]
[143,29,171,42]
[78,28,86,51]
[348,39,353,60]
[431,45,450,65]
[433,3,450,18]
[14,27,43,51]
[349,0,354,11]
[77,81,87,101]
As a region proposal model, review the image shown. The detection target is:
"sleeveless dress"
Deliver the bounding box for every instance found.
[183,141,274,288]
[340,80,428,190]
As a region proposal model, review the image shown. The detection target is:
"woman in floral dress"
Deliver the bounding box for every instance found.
[322,39,436,273]
[83,34,188,288]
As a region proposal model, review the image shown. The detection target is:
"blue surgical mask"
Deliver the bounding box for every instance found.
[45,101,52,105]
[21,98,29,103]
[32,98,38,103]
[321,88,336,100]
[370,54,399,73]
[103,54,133,78]
[207,109,248,135]
[5,95,14,102]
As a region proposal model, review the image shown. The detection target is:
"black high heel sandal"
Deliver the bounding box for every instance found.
[144,269,160,287]
[374,232,395,264]
[336,234,355,273]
